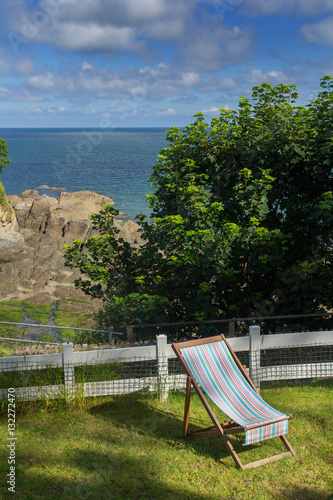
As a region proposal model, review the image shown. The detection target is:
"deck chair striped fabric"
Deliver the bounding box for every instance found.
[172,335,295,470]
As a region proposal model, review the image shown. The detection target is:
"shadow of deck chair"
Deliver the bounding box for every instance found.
[172,334,295,470]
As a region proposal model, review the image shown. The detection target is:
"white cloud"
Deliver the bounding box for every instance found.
[178,21,254,71]
[16,56,34,74]
[301,16,333,45]
[157,108,176,115]
[181,72,201,86]
[200,75,238,92]
[6,0,190,54]
[0,47,34,76]
[21,63,202,101]
[4,0,254,74]
[48,106,65,112]
[82,61,93,70]
[146,19,184,40]
[245,67,291,85]
[53,23,140,52]
[7,90,44,102]
[27,72,55,90]
[0,47,9,74]
[220,78,238,88]
[201,106,219,114]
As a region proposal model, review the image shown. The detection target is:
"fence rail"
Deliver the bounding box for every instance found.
[0,327,332,402]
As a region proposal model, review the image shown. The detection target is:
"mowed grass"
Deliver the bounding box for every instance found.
[0,380,332,499]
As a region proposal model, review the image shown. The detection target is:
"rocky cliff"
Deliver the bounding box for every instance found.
[0,187,142,303]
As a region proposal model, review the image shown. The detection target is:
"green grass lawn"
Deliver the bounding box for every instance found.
[0,380,332,499]
[0,302,24,324]
[0,299,97,346]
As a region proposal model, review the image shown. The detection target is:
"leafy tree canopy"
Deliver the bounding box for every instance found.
[0,137,10,177]
[65,76,333,338]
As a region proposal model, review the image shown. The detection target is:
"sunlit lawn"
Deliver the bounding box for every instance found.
[0,380,332,499]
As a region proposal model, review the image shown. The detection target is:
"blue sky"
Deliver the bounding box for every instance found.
[0,0,333,127]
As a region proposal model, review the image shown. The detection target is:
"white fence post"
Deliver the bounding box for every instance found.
[62,342,74,399]
[249,325,261,390]
[156,334,168,402]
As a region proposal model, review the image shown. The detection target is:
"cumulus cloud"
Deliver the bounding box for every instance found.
[22,63,202,101]
[6,0,190,54]
[178,20,254,71]
[4,0,255,73]
[0,47,34,76]
[301,16,333,45]
[49,23,142,52]
[201,106,219,114]
[157,108,176,115]
[245,66,291,85]
[16,56,35,75]
[27,72,55,90]
[48,106,65,113]
[0,49,8,75]
[0,87,44,101]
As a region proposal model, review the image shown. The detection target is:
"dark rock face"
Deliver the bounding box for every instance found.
[0,188,143,301]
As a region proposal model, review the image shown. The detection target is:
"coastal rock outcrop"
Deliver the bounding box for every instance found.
[0,187,143,302]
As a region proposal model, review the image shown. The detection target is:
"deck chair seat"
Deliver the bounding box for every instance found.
[172,335,295,470]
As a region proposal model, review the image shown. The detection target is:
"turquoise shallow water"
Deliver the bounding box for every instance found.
[0,127,169,220]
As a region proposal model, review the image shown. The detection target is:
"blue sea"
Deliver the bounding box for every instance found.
[0,128,169,220]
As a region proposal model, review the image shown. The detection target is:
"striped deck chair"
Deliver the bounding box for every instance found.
[172,335,295,470]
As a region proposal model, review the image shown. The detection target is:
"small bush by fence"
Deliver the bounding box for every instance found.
[0,326,332,404]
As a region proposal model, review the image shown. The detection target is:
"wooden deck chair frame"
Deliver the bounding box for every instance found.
[172,334,295,470]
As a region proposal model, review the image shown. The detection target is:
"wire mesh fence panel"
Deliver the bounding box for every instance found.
[74,358,158,382]
[257,343,333,387]
[0,358,65,401]
[168,357,183,376]
[260,344,333,367]
[72,357,159,398]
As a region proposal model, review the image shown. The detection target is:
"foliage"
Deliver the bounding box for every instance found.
[64,77,333,337]
[0,137,10,178]
[96,293,170,339]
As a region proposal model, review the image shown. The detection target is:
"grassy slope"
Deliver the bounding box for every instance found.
[0,299,96,347]
[0,380,332,499]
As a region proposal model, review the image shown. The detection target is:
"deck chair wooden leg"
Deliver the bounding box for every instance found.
[183,376,192,437]
[280,434,296,455]
[185,373,245,469]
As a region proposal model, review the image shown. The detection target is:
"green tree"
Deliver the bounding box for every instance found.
[0,137,11,208]
[64,77,333,338]
[0,137,10,177]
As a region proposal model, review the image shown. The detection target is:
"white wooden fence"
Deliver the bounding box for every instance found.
[0,326,332,402]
